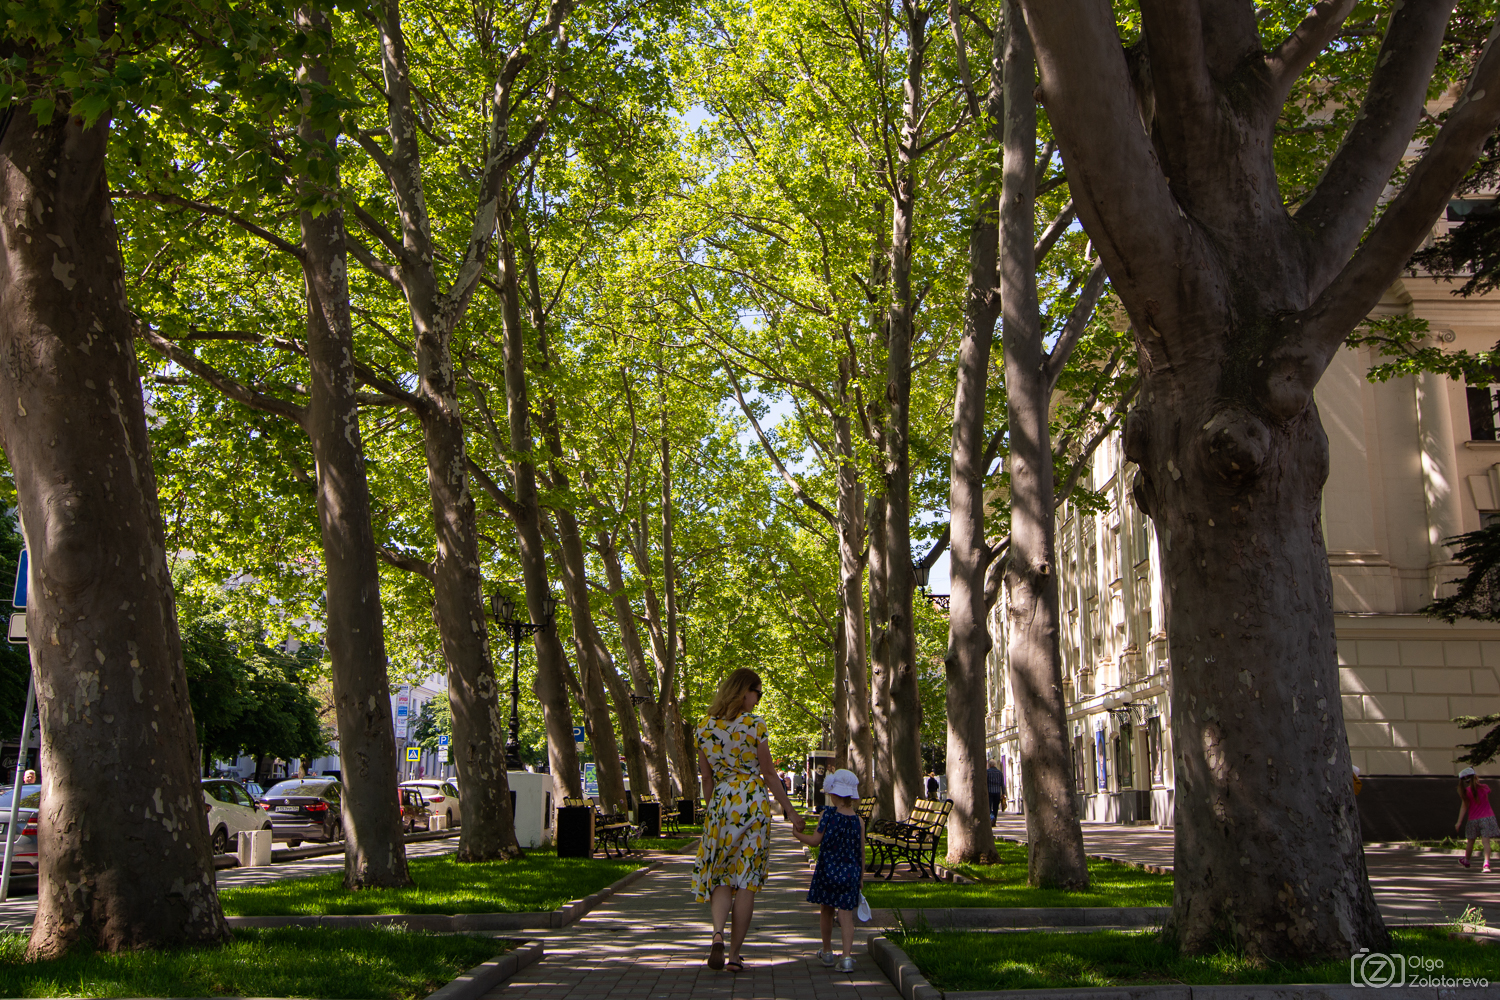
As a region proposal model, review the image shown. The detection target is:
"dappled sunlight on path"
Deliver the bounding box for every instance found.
[488,821,898,999]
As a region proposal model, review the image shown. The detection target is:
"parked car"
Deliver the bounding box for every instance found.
[399,779,461,828]
[399,786,432,833]
[243,781,265,800]
[259,778,344,846]
[0,784,40,873]
[202,778,271,855]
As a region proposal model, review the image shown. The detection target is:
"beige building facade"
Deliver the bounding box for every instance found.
[984,266,1500,832]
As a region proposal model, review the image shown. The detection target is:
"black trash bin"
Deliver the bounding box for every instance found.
[556,804,594,858]
[676,798,695,826]
[638,800,661,838]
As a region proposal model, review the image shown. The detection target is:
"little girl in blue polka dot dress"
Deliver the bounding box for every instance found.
[792,768,865,973]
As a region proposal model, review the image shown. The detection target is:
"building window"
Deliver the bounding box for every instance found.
[1468,383,1498,440]
[1147,716,1163,786]
[1094,729,1108,791]
[1073,733,1086,791]
[1117,726,1134,789]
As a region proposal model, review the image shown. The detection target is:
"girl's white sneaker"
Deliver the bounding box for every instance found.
[837,956,855,973]
[816,949,837,967]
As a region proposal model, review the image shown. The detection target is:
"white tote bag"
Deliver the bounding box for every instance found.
[856,893,872,923]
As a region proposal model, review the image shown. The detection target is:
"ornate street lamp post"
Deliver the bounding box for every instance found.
[488,591,558,771]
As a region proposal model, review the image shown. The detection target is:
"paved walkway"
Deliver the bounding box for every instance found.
[486,820,899,1000]
[994,815,1500,925]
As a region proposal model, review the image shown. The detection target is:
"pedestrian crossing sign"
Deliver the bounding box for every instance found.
[406,747,421,762]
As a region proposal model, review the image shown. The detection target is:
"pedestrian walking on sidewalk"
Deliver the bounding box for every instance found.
[792,768,865,973]
[1456,766,1496,872]
[986,760,1005,822]
[692,668,805,973]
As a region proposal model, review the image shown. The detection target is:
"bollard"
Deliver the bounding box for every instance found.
[238,829,272,867]
[430,813,450,831]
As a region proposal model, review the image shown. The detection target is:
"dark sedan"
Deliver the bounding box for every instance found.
[259,778,344,847]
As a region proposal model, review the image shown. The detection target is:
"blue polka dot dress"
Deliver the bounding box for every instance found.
[807,806,863,911]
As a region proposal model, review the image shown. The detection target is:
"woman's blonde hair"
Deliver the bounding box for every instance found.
[707,668,762,720]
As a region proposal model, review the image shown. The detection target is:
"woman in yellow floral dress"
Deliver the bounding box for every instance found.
[693,668,803,972]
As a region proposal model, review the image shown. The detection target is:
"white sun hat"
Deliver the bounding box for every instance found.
[823,768,860,799]
[1459,766,1477,779]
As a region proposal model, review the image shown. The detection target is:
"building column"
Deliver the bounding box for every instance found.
[1415,368,1465,599]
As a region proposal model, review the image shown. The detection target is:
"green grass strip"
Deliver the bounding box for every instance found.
[0,926,509,999]
[220,849,640,916]
[893,927,1500,991]
[862,839,1172,908]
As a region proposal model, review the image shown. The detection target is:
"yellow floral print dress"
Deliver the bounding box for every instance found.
[692,712,771,901]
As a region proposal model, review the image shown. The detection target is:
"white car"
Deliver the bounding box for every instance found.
[202,778,271,854]
[399,779,461,828]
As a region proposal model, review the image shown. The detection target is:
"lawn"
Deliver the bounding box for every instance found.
[219,848,641,916]
[861,838,1173,909]
[893,927,1499,991]
[0,926,509,999]
[639,823,702,854]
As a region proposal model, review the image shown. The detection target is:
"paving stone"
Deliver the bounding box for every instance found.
[485,827,900,999]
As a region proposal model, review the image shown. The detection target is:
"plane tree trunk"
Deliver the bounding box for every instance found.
[996,5,1086,887]
[296,33,413,884]
[1019,0,1500,958]
[943,11,1005,868]
[0,108,230,960]
[882,0,933,819]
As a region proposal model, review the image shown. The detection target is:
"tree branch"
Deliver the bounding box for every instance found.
[1034,199,1076,265]
[1278,18,1500,420]
[1043,260,1109,392]
[1265,0,1357,106]
[1294,0,1457,277]
[468,457,526,521]
[724,366,838,526]
[140,327,307,426]
[377,546,436,583]
[114,190,305,260]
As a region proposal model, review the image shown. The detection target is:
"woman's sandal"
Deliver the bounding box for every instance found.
[726,957,745,973]
[707,933,725,970]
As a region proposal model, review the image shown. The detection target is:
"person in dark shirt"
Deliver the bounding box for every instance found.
[986,760,1005,822]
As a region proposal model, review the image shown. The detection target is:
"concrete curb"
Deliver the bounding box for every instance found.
[869,906,1170,929]
[224,860,660,931]
[948,990,1473,999]
[869,935,944,1000]
[423,939,543,1000]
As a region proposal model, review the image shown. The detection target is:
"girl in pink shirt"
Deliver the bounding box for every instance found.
[1456,767,1496,871]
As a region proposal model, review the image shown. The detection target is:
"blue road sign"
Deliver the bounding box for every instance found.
[571,726,585,743]
[12,550,25,609]
[406,747,421,762]
[438,734,450,746]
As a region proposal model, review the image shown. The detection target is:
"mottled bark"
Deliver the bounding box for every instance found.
[836,368,873,793]
[867,494,896,822]
[597,533,675,801]
[1017,0,1500,959]
[833,618,850,769]
[370,0,521,858]
[0,110,228,957]
[297,31,413,883]
[550,508,626,811]
[883,0,928,819]
[494,225,581,799]
[997,4,1086,887]
[944,8,1004,868]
